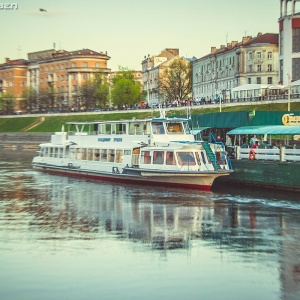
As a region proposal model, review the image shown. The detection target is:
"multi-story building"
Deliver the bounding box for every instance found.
[0,58,28,111]
[0,48,111,112]
[192,33,279,101]
[141,48,180,105]
[279,0,300,85]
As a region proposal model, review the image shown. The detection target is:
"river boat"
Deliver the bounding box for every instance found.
[32,115,233,190]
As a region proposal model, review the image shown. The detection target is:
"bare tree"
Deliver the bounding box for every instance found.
[159,58,192,104]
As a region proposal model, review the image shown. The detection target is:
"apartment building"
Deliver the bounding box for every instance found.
[279,0,300,85]
[192,33,279,101]
[0,58,28,111]
[0,48,111,112]
[141,48,179,105]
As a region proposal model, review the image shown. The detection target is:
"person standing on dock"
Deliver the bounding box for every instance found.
[250,135,258,146]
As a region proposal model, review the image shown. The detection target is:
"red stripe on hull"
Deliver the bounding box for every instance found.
[33,167,212,191]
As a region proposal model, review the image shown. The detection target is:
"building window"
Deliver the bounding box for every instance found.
[82,73,88,80]
[72,74,76,80]
[249,65,252,72]
[257,65,262,72]
[293,28,300,52]
[280,32,283,55]
[280,60,283,83]
[267,64,273,72]
[72,63,76,68]
[95,62,100,68]
[248,78,251,84]
[257,77,261,84]
[267,77,273,84]
[83,62,88,68]
[257,52,262,59]
[248,52,253,60]
[21,81,26,87]
[267,52,272,59]
[292,57,300,82]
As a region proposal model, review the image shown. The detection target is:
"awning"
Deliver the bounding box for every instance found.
[190,127,210,135]
[227,125,300,135]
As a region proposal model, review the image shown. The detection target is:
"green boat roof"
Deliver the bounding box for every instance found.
[227,125,300,135]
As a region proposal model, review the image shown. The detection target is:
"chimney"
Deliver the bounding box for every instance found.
[220,45,225,49]
[231,41,238,47]
[211,47,216,53]
[242,36,251,44]
[5,58,10,63]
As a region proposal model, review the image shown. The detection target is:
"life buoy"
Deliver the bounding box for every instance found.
[249,149,256,160]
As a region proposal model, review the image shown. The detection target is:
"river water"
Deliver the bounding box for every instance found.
[0,151,300,300]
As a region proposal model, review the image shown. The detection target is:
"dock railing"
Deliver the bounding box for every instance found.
[235,146,300,162]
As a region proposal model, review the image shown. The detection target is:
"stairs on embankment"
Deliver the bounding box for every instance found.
[0,133,52,150]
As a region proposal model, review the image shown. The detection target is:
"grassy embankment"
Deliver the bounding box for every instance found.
[0,102,300,133]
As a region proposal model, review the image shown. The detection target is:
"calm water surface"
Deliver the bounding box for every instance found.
[0,151,300,300]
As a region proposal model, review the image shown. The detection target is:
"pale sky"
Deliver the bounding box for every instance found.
[1,0,279,71]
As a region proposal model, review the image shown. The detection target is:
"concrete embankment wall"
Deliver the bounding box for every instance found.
[0,133,52,150]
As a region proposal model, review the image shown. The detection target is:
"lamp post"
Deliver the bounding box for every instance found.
[107,73,111,108]
[287,73,291,112]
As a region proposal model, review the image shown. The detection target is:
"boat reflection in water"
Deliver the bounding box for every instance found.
[1,157,300,300]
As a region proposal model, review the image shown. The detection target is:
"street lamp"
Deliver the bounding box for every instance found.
[287,73,291,112]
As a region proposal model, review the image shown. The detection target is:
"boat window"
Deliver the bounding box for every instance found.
[152,122,165,134]
[200,151,207,164]
[94,149,100,161]
[116,123,126,134]
[195,152,201,165]
[49,147,53,157]
[40,147,45,157]
[98,124,105,135]
[108,149,115,162]
[75,148,81,159]
[166,151,176,165]
[105,124,111,134]
[166,122,183,133]
[81,148,87,160]
[115,150,123,163]
[141,151,151,164]
[153,151,164,164]
[111,124,116,134]
[144,122,151,134]
[69,148,75,159]
[88,149,93,160]
[176,152,196,166]
[129,122,143,135]
[42,147,47,157]
[101,149,107,162]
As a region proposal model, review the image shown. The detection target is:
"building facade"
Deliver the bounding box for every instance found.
[0,58,28,111]
[0,48,111,112]
[279,0,300,85]
[192,33,279,102]
[141,48,179,105]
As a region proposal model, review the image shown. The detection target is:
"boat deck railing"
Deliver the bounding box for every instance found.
[236,146,300,162]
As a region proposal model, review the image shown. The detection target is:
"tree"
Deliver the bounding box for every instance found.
[0,92,15,113]
[22,87,38,113]
[111,67,145,108]
[159,58,192,104]
[80,73,109,111]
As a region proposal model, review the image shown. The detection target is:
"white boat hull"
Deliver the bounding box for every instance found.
[32,163,231,191]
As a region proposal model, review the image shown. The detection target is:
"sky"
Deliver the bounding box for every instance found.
[1,0,280,71]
